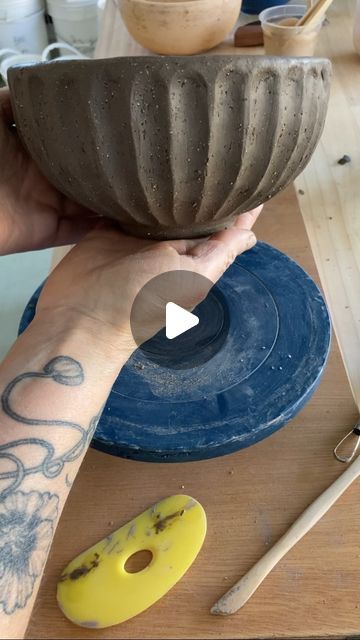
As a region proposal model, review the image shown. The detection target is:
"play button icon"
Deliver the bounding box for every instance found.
[166,303,199,340]
[130,270,230,370]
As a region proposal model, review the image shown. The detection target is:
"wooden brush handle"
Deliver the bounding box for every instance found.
[211,454,360,616]
[297,0,334,27]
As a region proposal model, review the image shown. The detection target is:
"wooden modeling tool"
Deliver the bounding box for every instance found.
[211,420,360,616]
[297,0,334,27]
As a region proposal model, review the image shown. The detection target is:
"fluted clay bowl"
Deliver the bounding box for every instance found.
[8,56,331,239]
[119,0,243,55]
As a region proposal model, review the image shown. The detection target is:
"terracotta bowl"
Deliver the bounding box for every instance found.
[119,0,243,55]
[8,56,331,239]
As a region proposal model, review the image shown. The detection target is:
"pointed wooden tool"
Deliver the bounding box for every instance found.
[211,441,360,616]
[297,0,334,27]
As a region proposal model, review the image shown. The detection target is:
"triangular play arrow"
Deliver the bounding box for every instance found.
[165,302,199,340]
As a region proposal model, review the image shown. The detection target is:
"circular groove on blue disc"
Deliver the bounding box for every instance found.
[132,272,231,370]
[18,242,331,463]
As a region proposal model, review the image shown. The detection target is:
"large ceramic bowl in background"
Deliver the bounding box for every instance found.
[8,56,331,239]
[119,0,243,55]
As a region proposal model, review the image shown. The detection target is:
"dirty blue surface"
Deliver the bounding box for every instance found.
[19,242,331,463]
[241,0,290,14]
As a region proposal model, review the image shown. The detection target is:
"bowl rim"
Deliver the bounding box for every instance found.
[7,53,332,76]
[119,0,241,7]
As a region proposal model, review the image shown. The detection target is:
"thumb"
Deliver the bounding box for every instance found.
[189,229,256,282]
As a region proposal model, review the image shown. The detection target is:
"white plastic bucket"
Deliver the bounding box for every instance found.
[0,41,87,84]
[46,0,98,56]
[0,52,41,83]
[0,48,19,63]
[354,0,360,55]
[0,0,44,21]
[0,9,48,53]
[42,41,88,60]
[97,0,106,25]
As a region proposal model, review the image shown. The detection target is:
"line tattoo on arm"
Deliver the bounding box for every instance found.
[0,356,102,500]
[0,356,104,615]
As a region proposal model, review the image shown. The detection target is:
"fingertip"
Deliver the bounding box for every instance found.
[246,230,257,249]
[234,205,263,230]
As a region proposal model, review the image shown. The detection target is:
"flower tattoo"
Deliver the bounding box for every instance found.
[0,491,59,614]
[0,355,102,617]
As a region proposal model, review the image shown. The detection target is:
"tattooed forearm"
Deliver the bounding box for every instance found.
[65,474,74,488]
[0,356,102,501]
[0,491,59,615]
[0,356,104,617]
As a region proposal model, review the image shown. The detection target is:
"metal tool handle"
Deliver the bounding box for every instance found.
[211,453,360,616]
[334,421,360,463]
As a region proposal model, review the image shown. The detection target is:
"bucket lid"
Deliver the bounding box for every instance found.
[47,0,98,5]
[0,0,43,4]
[0,0,44,8]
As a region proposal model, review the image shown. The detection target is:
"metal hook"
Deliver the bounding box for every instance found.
[334,420,360,463]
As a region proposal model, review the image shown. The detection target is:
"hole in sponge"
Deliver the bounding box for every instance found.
[125,550,153,573]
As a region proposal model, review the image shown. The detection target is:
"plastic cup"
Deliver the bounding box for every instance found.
[0,9,48,53]
[46,0,99,56]
[259,4,323,57]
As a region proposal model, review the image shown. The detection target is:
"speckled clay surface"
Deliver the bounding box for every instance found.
[8,56,331,239]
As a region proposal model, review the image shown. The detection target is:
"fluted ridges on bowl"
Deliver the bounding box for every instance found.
[9,56,331,238]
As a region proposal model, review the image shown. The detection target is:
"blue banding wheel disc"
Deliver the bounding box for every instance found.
[18,242,331,463]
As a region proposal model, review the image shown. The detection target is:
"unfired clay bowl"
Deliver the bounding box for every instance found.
[8,56,331,239]
[119,0,243,55]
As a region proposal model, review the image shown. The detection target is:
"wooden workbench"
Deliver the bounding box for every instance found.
[36,2,360,638]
